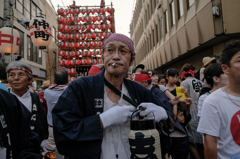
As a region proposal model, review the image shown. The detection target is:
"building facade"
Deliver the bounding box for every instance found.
[130,0,240,74]
[0,0,57,88]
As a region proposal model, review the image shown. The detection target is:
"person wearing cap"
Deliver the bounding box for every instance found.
[132,64,145,74]
[199,56,216,81]
[6,61,48,144]
[39,80,50,115]
[52,33,186,159]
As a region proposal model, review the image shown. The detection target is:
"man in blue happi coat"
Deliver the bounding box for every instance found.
[52,33,186,159]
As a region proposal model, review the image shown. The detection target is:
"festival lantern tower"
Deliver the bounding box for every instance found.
[57,1,115,80]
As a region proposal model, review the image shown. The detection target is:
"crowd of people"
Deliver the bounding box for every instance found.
[0,33,240,159]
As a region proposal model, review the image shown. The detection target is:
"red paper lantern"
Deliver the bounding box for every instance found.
[102,24,108,30]
[106,7,111,13]
[58,16,65,23]
[64,51,70,56]
[58,8,65,15]
[86,24,92,31]
[82,16,86,22]
[80,8,86,14]
[76,50,81,56]
[75,17,81,22]
[64,17,70,23]
[65,25,70,32]
[101,8,105,14]
[108,24,112,30]
[64,34,70,39]
[82,59,87,65]
[92,59,97,64]
[86,16,92,22]
[69,16,74,22]
[58,42,64,48]
[92,8,96,13]
[75,25,81,31]
[98,59,103,64]
[92,50,97,56]
[82,50,88,57]
[96,24,101,30]
[81,42,86,48]
[70,34,75,40]
[96,50,100,55]
[103,32,108,38]
[92,42,97,47]
[91,24,96,30]
[76,59,82,65]
[76,42,81,48]
[81,25,86,31]
[69,42,75,48]
[91,33,96,39]
[65,59,71,65]
[96,32,103,38]
[99,50,103,55]
[65,9,70,15]
[81,33,87,40]
[69,9,75,14]
[58,24,65,32]
[75,33,80,39]
[69,25,75,31]
[92,16,96,22]
[87,51,92,56]
[96,15,101,22]
[87,59,92,65]
[86,42,91,47]
[101,15,107,21]
[96,8,101,13]
[75,8,80,14]
[86,33,92,39]
[97,41,103,47]
[89,9,94,14]
[60,59,65,66]
[58,33,65,40]
[70,51,75,57]
[70,59,75,65]
[59,50,65,56]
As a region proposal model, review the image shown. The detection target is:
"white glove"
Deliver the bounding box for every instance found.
[138,103,168,122]
[40,141,47,152]
[100,105,136,129]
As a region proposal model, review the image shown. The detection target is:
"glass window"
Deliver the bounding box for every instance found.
[25,0,31,20]
[16,29,24,57]
[155,24,158,43]
[164,11,169,33]
[37,7,42,17]
[38,49,42,64]
[170,1,175,26]
[27,36,33,61]
[149,34,152,50]
[159,17,163,39]
[53,51,56,67]
[15,0,24,14]
[33,45,38,63]
[31,2,37,19]
[178,0,184,19]
[152,29,155,47]
[187,0,194,10]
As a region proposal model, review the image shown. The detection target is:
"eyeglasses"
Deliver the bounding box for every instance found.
[104,47,131,56]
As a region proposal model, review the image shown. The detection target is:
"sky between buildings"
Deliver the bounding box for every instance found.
[49,0,136,37]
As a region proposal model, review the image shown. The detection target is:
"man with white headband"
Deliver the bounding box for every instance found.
[52,33,186,159]
[6,61,48,144]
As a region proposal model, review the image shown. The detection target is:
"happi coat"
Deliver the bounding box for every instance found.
[52,69,186,159]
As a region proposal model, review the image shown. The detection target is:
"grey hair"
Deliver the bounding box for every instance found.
[6,61,33,81]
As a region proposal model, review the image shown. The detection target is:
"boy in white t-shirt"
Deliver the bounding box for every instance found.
[197,40,240,158]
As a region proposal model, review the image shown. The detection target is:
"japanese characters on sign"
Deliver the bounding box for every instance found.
[29,17,52,47]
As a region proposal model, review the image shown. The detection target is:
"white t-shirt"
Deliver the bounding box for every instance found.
[197,88,240,158]
[101,82,132,159]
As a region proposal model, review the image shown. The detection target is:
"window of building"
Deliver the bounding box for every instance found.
[27,36,33,61]
[178,0,184,19]
[170,1,175,26]
[31,2,37,19]
[148,4,150,21]
[52,26,56,43]
[15,0,24,14]
[155,24,159,43]
[145,10,147,27]
[37,49,42,64]
[37,7,42,17]
[149,34,152,50]
[187,0,194,10]
[53,51,56,67]
[152,29,155,47]
[164,11,169,34]
[25,0,31,20]
[159,17,163,39]
[147,37,149,53]
[33,45,38,63]
[16,29,24,57]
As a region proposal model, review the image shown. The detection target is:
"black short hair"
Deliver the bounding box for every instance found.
[177,106,184,115]
[54,69,68,85]
[0,64,6,80]
[165,68,179,83]
[221,40,240,67]
[158,74,165,83]
[181,63,196,77]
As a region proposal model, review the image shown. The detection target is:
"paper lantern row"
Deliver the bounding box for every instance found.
[59,50,103,57]
[58,15,114,23]
[58,7,115,15]
[58,41,103,49]
[58,24,114,32]
[58,32,111,40]
[60,59,102,66]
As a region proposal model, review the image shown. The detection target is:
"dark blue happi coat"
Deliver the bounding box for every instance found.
[52,69,186,159]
